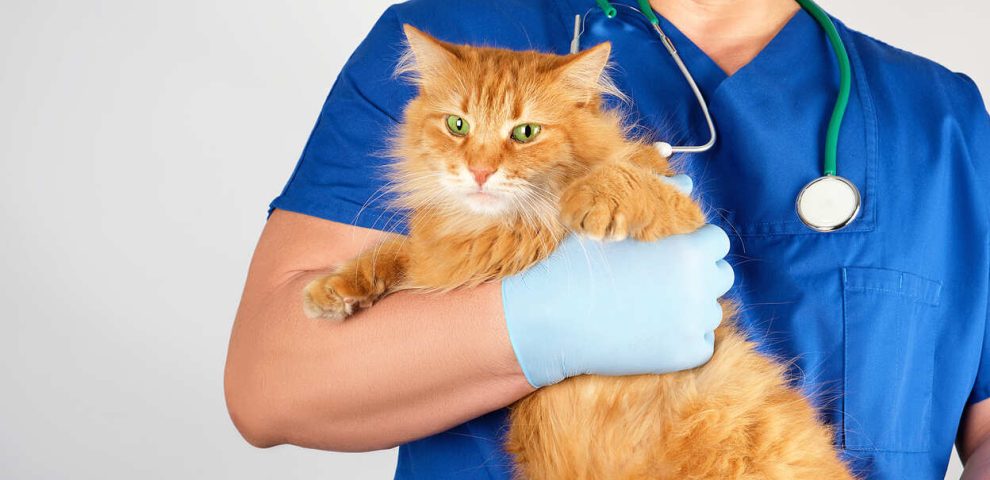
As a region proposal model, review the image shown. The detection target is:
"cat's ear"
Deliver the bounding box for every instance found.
[398,24,460,83]
[555,42,622,102]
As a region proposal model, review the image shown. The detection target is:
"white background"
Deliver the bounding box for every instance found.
[1,1,986,478]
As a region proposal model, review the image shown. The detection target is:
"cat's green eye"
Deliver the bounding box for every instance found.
[511,123,542,143]
[446,115,470,136]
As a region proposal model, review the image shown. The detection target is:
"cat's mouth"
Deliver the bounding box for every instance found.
[467,191,498,201]
[437,169,524,216]
[461,189,510,214]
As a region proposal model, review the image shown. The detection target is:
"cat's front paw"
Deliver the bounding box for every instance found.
[560,194,629,241]
[560,166,707,242]
[559,177,633,241]
[302,274,377,321]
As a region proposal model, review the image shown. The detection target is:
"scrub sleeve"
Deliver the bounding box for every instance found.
[960,74,990,405]
[269,7,414,234]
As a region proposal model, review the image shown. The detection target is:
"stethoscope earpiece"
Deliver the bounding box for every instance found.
[655,142,674,159]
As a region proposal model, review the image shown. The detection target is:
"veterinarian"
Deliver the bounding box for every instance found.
[224,0,990,478]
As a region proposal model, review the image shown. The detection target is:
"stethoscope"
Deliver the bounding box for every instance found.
[575,0,861,232]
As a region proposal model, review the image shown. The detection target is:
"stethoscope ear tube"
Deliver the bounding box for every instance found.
[649,19,717,156]
[581,2,717,156]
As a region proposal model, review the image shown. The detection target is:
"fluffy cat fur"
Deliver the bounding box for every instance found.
[303,25,854,480]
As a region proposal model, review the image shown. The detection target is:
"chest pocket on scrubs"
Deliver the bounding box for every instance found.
[841,267,942,452]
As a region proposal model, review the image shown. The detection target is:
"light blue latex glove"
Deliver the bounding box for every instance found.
[502,175,734,388]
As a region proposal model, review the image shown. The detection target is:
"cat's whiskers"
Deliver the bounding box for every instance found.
[365,171,448,232]
[520,183,562,236]
[370,188,452,274]
[510,186,565,259]
[354,176,409,226]
[510,194,549,254]
[378,181,451,236]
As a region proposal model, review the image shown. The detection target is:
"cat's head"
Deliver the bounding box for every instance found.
[390,25,621,224]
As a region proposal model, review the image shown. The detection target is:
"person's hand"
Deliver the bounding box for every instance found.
[658,173,694,193]
[502,175,733,388]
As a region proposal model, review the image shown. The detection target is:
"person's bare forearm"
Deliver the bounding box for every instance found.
[224,211,533,452]
[225,276,531,452]
[963,440,990,480]
[959,398,990,479]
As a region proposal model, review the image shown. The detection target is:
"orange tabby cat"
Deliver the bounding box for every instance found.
[303,26,854,480]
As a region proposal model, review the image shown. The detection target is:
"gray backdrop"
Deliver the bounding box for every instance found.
[1,1,986,478]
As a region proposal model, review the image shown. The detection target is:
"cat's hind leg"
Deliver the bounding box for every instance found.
[303,236,408,321]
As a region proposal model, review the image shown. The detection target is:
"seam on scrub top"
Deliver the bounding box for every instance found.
[842,286,940,306]
[841,268,848,450]
[733,220,872,237]
[842,267,943,305]
[843,22,881,235]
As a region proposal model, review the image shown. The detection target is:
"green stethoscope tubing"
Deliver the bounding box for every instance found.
[796,0,851,177]
[595,0,618,18]
[596,0,853,177]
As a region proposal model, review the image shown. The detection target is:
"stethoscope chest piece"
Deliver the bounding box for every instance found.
[796,175,861,232]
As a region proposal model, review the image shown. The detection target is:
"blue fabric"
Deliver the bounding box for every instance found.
[269,0,990,478]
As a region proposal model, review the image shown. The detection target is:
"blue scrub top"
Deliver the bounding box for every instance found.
[270,0,990,478]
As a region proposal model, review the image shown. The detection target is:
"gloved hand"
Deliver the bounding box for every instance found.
[502,175,734,388]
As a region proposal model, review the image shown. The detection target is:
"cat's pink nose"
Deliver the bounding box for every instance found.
[470,166,495,186]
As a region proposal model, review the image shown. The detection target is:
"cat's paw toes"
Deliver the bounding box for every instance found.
[303,277,353,321]
[302,275,375,321]
[560,192,630,241]
[577,208,631,241]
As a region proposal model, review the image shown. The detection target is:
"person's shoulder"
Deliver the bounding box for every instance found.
[384,0,572,53]
[843,23,984,112]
